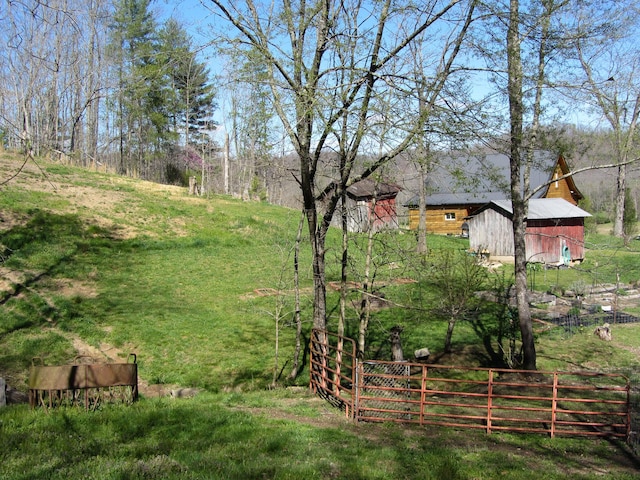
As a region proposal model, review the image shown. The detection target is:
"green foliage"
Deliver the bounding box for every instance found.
[623,187,637,240]
[578,196,597,234]
[108,1,216,176]
[466,271,521,368]
[1,391,638,479]
[159,19,216,144]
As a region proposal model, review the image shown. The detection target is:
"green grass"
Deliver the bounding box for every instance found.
[1,153,639,479]
[2,391,638,480]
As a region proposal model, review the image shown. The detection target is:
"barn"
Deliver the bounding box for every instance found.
[467,198,591,264]
[331,178,402,233]
[404,153,583,235]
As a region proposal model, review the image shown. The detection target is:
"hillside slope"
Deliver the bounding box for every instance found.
[0,152,307,393]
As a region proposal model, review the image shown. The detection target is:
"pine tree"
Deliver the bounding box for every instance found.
[159,19,216,148]
[109,0,167,175]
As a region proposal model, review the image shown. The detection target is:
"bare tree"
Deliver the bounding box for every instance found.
[474,0,577,369]
[568,3,640,238]
[0,1,110,164]
[207,0,476,344]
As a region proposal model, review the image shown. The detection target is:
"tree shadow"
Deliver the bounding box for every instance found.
[0,209,121,337]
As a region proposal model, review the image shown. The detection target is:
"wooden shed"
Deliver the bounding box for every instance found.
[467,198,591,264]
[404,153,583,235]
[331,178,402,233]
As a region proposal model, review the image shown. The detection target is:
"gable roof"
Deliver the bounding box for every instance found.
[474,198,591,220]
[346,178,401,200]
[404,152,582,207]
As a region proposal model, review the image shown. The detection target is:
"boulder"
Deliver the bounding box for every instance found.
[594,323,612,341]
[414,348,430,361]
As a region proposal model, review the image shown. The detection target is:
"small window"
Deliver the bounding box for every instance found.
[445,212,456,221]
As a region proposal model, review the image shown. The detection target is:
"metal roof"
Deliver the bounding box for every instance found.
[346,178,401,199]
[404,151,576,207]
[484,198,592,219]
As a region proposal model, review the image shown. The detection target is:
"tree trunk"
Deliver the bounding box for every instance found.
[416,162,428,254]
[444,317,456,354]
[613,160,628,237]
[288,211,305,380]
[513,202,536,370]
[507,0,536,370]
[358,194,377,357]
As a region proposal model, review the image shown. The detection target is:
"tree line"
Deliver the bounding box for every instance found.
[1,0,215,186]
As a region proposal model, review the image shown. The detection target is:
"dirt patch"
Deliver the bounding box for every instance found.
[0,154,191,239]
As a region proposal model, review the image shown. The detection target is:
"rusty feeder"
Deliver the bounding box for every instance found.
[29,354,138,410]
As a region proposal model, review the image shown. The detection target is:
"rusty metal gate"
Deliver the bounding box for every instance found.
[29,354,138,410]
[310,329,631,439]
[309,329,356,416]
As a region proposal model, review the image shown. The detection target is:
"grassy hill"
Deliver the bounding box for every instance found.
[1,152,639,479]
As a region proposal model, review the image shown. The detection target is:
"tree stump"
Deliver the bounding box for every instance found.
[389,326,404,361]
[188,176,198,195]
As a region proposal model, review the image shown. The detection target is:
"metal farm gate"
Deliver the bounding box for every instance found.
[310,329,631,440]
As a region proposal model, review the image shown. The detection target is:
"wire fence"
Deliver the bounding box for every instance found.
[548,311,640,334]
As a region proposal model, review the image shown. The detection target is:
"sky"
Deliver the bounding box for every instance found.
[156,0,230,142]
[151,0,635,154]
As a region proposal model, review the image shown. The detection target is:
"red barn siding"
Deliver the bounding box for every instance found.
[525,218,585,263]
[469,206,587,263]
[372,198,398,230]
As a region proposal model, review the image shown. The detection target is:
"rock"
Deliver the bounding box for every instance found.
[170,388,200,398]
[0,378,5,407]
[594,323,612,341]
[6,387,28,404]
[414,348,430,361]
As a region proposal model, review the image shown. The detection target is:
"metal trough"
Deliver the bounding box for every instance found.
[29,354,138,410]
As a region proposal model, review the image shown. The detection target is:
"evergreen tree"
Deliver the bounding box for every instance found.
[109,0,167,175]
[623,187,637,242]
[159,19,216,148]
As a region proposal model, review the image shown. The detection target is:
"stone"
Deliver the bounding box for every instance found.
[594,323,612,341]
[414,348,430,360]
[0,378,5,407]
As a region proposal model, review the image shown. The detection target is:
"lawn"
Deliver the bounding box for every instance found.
[1,152,639,479]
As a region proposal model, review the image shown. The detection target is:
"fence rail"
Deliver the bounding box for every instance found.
[310,329,631,439]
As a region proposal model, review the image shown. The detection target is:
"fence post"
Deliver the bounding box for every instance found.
[551,372,558,438]
[420,365,428,426]
[354,360,362,421]
[625,378,631,441]
[487,369,493,434]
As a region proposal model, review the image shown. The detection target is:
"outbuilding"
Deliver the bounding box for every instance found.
[330,178,402,233]
[467,198,591,264]
[403,153,584,235]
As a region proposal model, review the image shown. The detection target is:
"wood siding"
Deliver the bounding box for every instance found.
[343,197,398,232]
[469,208,514,255]
[469,211,586,263]
[408,205,481,235]
[407,157,582,234]
[544,164,578,205]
